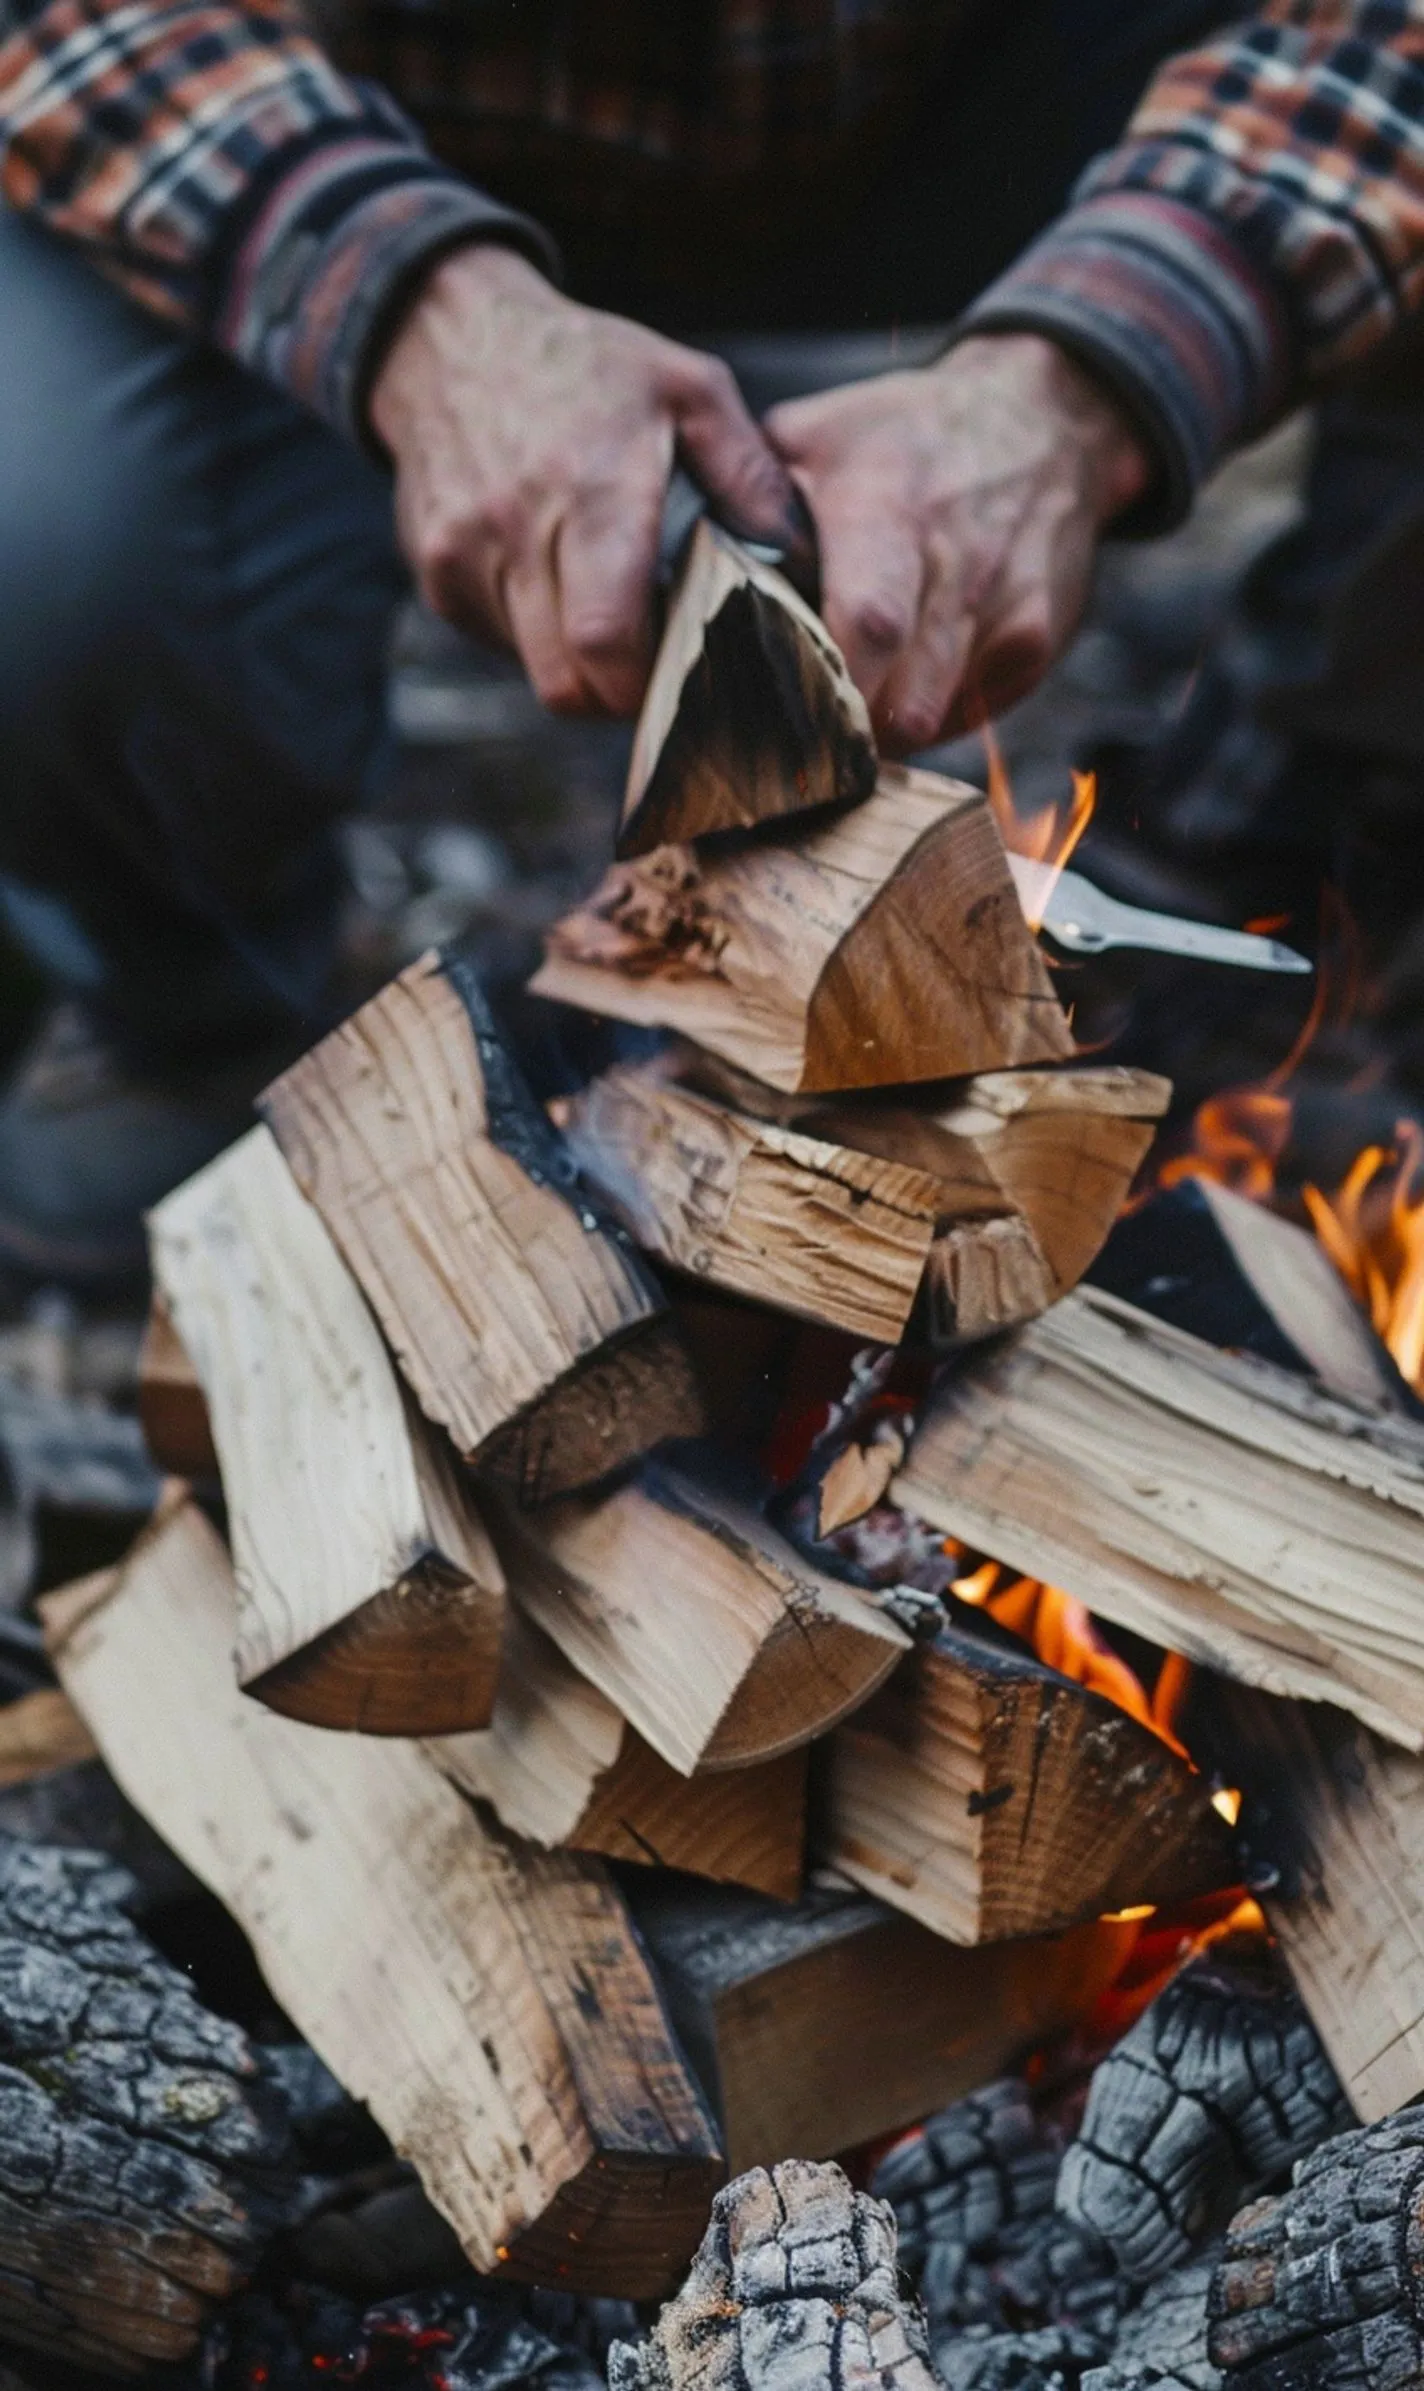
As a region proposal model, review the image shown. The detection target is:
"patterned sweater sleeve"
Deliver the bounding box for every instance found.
[0,0,556,440]
[960,1,1424,524]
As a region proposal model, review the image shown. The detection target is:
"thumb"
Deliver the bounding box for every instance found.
[668,349,804,552]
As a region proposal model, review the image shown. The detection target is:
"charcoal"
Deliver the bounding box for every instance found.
[1057,1939,1352,2281]
[1207,2106,1424,2388]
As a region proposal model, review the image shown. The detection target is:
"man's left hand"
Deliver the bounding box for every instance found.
[765,333,1151,752]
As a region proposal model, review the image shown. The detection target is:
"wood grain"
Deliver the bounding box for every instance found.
[488,1450,908,1776]
[148,1124,506,1733]
[621,519,876,856]
[627,1874,1139,2179]
[894,1285,1424,1748]
[47,1493,725,2298]
[261,950,701,1498]
[534,766,1074,1093]
[138,1293,217,1476]
[428,1607,806,1899]
[819,1619,1233,1943]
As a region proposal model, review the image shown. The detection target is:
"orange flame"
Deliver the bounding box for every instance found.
[950,1548,1190,1759]
[1156,904,1424,1393]
[983,723,1097,929]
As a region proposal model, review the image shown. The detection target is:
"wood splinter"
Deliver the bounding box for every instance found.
[149,1124,507,1735]
[620,518,877,856]
[261,947,703,1505]
[533,765,1074,1093]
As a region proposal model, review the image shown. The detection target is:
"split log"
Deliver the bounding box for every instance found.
[1201,1685,1424,2125]
[0,1834,295,2377]
[1091,1177,1401,1409]
[148,1124,507,1734]
[607,2159,939,2391]
[487,1449,909,1775]
[625,1874,1135,2179]
[893,1285,1424,1748]
[532,765,1074,1093]
[818,1618,1235,1943]
[563,1055,1168,1348]
[620,517,876,856]
[1207,2106,1424,2387]
[1057,1937,1351,2284]
[260,949,702,1503]
[46,1492,726,2298]
[137,1294,218,1478]
[428,1607,806,1899]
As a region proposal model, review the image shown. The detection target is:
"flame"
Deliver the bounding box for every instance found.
[1155,910,1424,1393]
[950,1547,1189,1758]
[983,723,1097,928]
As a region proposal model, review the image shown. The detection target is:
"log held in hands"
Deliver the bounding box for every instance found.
[620,518,877,857]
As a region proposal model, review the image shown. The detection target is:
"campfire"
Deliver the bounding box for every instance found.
[0,513,1421,2391]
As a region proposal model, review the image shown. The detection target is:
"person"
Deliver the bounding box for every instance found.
[0,0,1420,1282]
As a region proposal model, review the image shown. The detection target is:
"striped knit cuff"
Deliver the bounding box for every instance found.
[215,140,560,445]
[955,193,1295,530]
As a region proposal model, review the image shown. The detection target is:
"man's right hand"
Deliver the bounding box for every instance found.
[368,245,800,718]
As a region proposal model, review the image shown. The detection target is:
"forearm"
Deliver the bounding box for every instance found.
[957,0,1424,524]
[0,0,553,438]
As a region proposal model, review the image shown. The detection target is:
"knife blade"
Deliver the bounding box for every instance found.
[658,465,819,596]
[1007,855,1312,974]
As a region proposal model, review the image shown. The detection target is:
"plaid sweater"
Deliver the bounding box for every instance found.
[1,0,1422,520]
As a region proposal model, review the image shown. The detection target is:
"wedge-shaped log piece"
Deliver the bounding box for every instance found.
[620,519,876,857]
[488,1451,908,1775]
[428,1608,806,1899]
[819,1619,1233,1943]
[533,765,1074,1093]
[47,1494,725,2299]
[561,1057,945,1343]
[564,1055,1169,1347]
[148,1125,506,1734]
[624,1874,1138,2179]
[894,1285,1424,1749]
[261,950,702,1502]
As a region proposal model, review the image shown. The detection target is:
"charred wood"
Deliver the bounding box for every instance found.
[1057,1938,1351,2285]
[0,1836,294,2377]
[1208,2106,1424,2388]
[607,2158,938,2391]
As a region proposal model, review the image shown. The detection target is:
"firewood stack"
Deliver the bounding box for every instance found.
[36,521,1259,2377]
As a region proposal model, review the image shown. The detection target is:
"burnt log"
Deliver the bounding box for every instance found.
[1208,2106,1424,2388]
[1057,1938,1352,2284]
[608,2158,938,2391]
[1082,2252,1221,2390]
[193,2278,622,2391]
[0,1835,294,2376]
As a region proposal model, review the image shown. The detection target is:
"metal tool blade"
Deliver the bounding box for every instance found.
[657,465,819,594]
[1007,856,1312,974]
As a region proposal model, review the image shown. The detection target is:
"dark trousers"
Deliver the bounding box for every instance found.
[0,0,1252,1054]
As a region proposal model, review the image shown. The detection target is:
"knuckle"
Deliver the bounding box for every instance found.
[893,697,944,749]
[532,664,585,716]
[847,592,914,657]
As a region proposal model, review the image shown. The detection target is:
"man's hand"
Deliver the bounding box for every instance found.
[369,245,801,717]
[765,334,1152,752]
